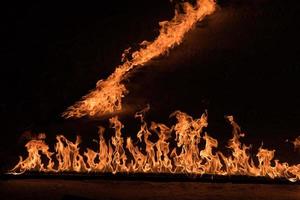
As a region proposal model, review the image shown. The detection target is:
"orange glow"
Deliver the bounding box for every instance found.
[62,0,216,118]
[293,136,300,151]
[10,110,300,182]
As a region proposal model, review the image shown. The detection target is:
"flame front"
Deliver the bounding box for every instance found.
[10,110,300,182]
[62,0,216,118]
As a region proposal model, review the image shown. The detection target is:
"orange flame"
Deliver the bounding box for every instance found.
[62,0,216,118]
[293,136,300,151]
[10,109,300,182]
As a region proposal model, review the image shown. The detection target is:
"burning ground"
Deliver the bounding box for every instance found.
[7,110,300,182]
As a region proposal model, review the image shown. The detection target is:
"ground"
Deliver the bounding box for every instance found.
[1,179,300,200]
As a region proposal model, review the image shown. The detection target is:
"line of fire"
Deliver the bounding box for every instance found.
[8,108,300,183]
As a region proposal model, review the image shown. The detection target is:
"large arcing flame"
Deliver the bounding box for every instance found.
[10,109,300,182]
[62,0,216,118]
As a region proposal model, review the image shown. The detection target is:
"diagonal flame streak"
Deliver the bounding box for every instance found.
[62,0,216,118]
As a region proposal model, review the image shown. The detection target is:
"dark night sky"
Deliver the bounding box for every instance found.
[2,0,300,170]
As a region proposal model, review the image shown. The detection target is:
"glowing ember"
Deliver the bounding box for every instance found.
[62,0,216,118]
[293,136,300,151]
[10,110,300,182]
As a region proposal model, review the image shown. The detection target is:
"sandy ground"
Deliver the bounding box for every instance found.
[1,179,300,200]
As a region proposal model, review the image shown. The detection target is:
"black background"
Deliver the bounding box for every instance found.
[2,0,300,171]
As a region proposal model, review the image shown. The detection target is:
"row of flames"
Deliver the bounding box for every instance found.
[10,109,300,182]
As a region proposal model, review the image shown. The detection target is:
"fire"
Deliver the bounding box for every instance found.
[10,109,300,182]
[62,0,216,118]
[9,1,300,183]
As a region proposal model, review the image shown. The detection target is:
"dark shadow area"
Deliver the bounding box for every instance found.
[61,195,95,200]
[1,179,300,200]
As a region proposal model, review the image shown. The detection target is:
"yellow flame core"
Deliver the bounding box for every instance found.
[10,111,300,182]
[62,0,216,118]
